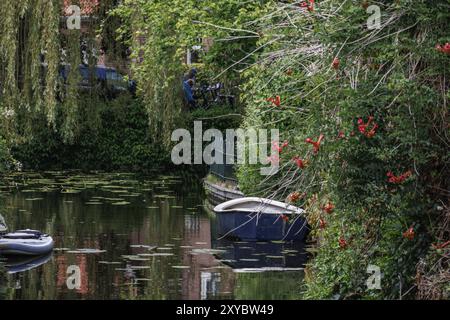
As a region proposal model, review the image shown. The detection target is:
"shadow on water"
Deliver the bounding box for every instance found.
[0,171,308,300]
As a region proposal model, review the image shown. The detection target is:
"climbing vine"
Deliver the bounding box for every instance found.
[236,0,449,299]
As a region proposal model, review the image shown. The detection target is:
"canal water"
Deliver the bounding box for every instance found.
[0,171,307,300]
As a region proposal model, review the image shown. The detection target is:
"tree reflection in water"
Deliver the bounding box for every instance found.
[0,172,307,300]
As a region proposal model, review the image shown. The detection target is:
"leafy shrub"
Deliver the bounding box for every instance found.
[12,95,169,172]
[236,0,449,299]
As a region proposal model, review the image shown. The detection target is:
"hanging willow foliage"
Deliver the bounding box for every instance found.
[109,0,268,144]
[0,0,118,144]
[42,0,61,125]
[0,1,20,111]
[0,0,62,139]
[60,0,81,143]
[24,0,44,112]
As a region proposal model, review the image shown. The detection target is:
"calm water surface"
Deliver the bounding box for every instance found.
[0,171,306,300]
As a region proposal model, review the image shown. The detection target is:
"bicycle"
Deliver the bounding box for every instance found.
[194,82,235,109]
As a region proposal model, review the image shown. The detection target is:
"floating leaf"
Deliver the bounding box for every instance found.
[67,249,107,254]
[111,201,131,206]
[99,261,122,265]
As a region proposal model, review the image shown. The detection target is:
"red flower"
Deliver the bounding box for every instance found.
[436,43,450,54]
[332,57,340,70]
[339,237,348,249]
[365,123,378,138]
[272,140,289,154]
[299,0,314,11]
[281,214,289,222]
[323,202,335,214]
[358,116,378,138]
[292,156,305,169]
[267,96,281,107]
[319,218,327,229]
[305,134,324,154]
[267,154,280,165]
[402,227,415,240]
[288,192,302,203]
[337,131,345,139]
[387,170,412,184]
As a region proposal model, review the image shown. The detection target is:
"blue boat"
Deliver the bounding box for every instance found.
[213,197,309,241]
[0,230,54,256]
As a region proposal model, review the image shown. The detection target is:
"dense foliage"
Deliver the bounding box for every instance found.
[12,95,168,172]
[235,0,449,299]
[0,0,447,300]
[0,138,17,172]
[110,0,271,142]
[0,0,122,144]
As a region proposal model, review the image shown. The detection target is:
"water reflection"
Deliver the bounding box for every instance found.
[212,239,309,271]
[0,171,306,300]
[3,253,53,274]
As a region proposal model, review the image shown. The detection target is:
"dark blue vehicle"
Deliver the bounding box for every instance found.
[58,64,136,98]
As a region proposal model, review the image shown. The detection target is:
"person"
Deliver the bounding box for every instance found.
[182,68,198,108]
[0,214,7,233]
[184,68,197,82]
[183,78,196,108]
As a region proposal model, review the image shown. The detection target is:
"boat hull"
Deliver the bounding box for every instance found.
[0,235,54,256]
[215,211,309,241]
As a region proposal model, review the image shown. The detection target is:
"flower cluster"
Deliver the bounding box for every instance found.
[267,95,281,107]
[402,227,415,240]
[358,116,378,138]
[332,57,340,70]
[319,218,327,229]
[288,191,302,203]
[436,43,450,54]
[387,170,412,184]
[267,153,280,165]
[292,156,306,169]
[323,202,335,214]
[272,140,288,154]
[299,0,314,12]
[339,237,348,249]
[305,134,324,154]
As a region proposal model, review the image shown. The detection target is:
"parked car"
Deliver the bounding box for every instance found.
[58,64,136,98]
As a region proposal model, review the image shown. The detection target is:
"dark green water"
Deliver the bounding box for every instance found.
[0,172,305,300]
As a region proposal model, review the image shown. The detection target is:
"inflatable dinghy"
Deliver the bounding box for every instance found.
[0,229,54,256]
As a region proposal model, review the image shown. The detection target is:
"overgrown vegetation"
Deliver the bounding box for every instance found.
[234,0,449,299]
[0,0,447,300]
[11,95,168,172]
[110,0,271,143]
